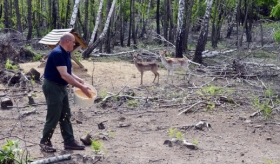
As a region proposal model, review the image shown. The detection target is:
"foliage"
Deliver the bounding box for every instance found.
[168,128,177,138]
[0,139,29,164]
[168,128,184,140]
[263,158,279,164]
[199,85,225,95]
[175,131,184,141]
[253,87,280,120]
[273,30,280,42]
[192,138,199,146]
[99,88,108,99]
[271,3,280,19]
[90,139,103,154]
[32,54,43,62]
[127,99,138,108]
[5,59,18,70]
[75,53,82,61]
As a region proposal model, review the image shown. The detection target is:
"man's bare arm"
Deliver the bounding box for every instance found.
[57,66,92,98]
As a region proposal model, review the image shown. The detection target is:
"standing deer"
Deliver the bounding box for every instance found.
[159,50,193,83]
[131,53,159,85]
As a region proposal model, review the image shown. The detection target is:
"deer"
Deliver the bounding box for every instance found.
[131,53,159,85]
[159,50,198,83]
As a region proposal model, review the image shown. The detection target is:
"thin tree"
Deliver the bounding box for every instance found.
[175,0,185,58]
[26,0,32,40]
[69,0,80,28]
[83,0,117,58]
[14,0,22,32]
[156,0,161,44]
[193,0,213,64]
[88,0,104,45]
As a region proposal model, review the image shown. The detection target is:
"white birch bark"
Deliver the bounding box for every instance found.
[83,0,117,57]
[176,0,185,40]
[69,0,80,28]
[93,0,117,41]
[42,0,47,30]
[88,0,104,44]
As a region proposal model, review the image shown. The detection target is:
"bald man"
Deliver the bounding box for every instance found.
[40,33,91,152]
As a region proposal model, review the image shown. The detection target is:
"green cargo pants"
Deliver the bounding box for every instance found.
[40,79,74,144]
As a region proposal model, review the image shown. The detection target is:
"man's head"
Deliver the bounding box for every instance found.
[60,33,76,52]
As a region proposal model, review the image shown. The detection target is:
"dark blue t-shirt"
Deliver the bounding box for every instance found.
[44,45,72,86]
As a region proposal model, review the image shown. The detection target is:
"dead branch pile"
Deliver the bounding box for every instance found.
[200,59,279,79]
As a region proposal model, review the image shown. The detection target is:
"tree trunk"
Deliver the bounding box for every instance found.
[69,0,80,28]
[131,0,137,48]
[88,0,104,45]
[226,0,238,38]
[3,0,10,30]
[156,0,161,44]
[168,0,174,43]
[140,0,151,39]
[105,0,112,53]
[127,0,133,47]
[163,0,168,45]
[182,0,194,53]
[41,0,47,31]
[26,0,32,40]
[120,0,124,47]
[64,0,71,27]
[245,0,253,43]
[193,0,213,64]
[175,0,185,58]
[14,0,22,32]
[82,0,117,58]
[83,0,89,40]
[211,0,224,48]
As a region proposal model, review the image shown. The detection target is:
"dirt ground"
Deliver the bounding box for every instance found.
[0,58,280,164]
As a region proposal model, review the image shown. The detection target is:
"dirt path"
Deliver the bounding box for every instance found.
[0,60,278,164]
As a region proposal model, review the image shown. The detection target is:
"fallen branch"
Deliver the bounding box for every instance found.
[19,108,37,118]
[29,154,71,164]
[97,50,136,56]
[178,101,204,115]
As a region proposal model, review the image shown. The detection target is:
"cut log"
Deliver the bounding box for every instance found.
[30,154,71,164]
[25,68,40,81]
[1,97,13,109]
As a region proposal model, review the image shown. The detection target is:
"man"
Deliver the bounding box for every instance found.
[39,32,92,152]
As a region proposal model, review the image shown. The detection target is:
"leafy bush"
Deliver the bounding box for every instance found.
[0,139,29,164]
[5,59,18,70]
[273,30,280,42]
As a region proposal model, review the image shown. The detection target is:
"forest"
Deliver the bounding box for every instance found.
[1,0,280,61]
[1,0,280,163]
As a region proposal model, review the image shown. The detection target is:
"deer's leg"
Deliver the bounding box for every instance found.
[140,72,143,85]
[157,72,159,83]
[167,70,170,81]
[171,70,174,83]
[153,72,159,84]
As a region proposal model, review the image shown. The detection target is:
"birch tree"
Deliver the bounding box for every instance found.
[193,0,213,63]
[88,0,104,45]
[175,0,185,58]
[83,0,117,58]
[69,0,80,28]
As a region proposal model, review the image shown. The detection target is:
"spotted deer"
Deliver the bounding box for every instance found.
[159,50,197,83]
[131,53,159,85]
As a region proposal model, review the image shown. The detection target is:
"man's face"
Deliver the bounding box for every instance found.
[66,37,76,51]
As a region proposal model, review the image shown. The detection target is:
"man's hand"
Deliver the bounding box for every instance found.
[80,85,92,98]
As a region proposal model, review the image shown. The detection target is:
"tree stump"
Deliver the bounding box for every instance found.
[1,97,13,109]
[26,68,40,81]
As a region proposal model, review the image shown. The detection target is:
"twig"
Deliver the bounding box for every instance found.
[178,101,204,115]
